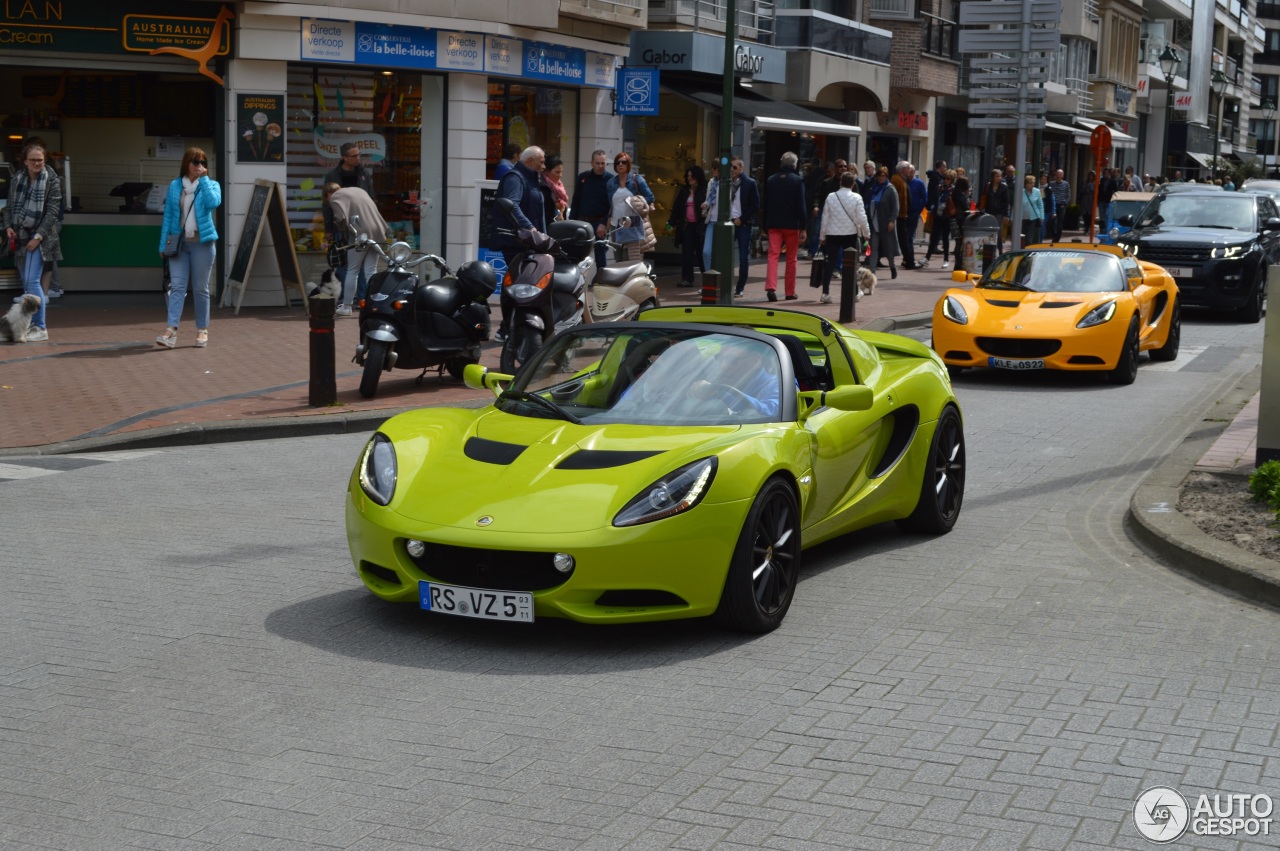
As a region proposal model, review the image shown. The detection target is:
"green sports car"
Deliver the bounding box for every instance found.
[346,306,965,632]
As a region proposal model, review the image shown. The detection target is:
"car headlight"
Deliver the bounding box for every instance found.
[614,457,717,527]
[941,295,968,325]
[358,433,397,506]
[1076,300,1117,329]
[1108,226,1120,240]
[389,241,413,265]
[1210,245,1248,258]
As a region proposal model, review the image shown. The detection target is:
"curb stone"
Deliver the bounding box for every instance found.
[1126,365,1280,608]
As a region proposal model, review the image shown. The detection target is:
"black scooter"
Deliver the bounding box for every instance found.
[493,197,592,373]
[349,234,496,398]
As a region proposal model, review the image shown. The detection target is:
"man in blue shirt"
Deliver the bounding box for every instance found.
[902,163,928,269]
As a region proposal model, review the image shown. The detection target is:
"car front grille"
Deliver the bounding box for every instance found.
[976,338,1062,358]
[409,542,568,591]
[1137,243,1212,264]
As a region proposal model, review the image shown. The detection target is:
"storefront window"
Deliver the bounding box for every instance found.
[285,66,444,275]
[632,93,706,216]
[486,82,578,177]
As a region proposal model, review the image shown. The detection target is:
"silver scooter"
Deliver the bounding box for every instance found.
[588,218,660,322]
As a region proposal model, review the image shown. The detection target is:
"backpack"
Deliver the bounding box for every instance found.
[943,192,957,218]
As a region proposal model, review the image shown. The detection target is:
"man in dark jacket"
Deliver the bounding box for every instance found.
[570,149,612,267]
[495,146,546,340]
[728,157,760,297]
[903,163,928,269]
[762,152,808,301]
[980,169,1011,253]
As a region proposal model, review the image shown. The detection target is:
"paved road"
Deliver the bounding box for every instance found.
[1,314,1274,850]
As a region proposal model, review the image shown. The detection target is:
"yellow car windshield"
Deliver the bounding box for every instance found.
[980,251,1125,294]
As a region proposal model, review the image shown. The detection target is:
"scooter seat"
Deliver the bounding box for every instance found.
[595,263,648,286]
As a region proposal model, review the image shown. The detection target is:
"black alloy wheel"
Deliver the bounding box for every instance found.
[715,479,801,633]
[359,339,389,398]
[1237,267,1266,324]
[897,405,965,534]
[1149,300,1180,362]
[1108,316,1140,385]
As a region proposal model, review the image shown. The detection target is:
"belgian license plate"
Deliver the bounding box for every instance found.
[1164,266,1190,278]
[419,581,534,623]
[989,357,1045,370]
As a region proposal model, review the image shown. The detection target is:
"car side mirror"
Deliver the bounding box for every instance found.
[952,269,978,284]
[1117,214,1134,226]
[797,385,873,423]
[463,363,513,395]
[1265,217,1280,231]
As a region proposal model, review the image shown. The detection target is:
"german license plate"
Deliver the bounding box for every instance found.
[419,581,534,623]
[989,357,1045,370]
[1164,266,1189,278]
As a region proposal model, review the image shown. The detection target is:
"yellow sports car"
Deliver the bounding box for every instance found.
[932,244,1180,384]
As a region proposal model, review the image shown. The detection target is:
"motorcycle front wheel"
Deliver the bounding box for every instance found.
[360,339,390,398]
[500,323,542,374]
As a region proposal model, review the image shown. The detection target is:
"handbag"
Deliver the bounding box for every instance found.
[809,251,825,288]
[161,232,181,258]
[162,257,171,298]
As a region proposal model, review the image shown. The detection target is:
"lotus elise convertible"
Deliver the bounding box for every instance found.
[347,306,964,632]
[932,243,1180,384]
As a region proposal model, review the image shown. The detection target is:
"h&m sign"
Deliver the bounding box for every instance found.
[898,110,929,130]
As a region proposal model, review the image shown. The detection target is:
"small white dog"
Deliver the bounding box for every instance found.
[0,294,40,343]
[306,268,341,300]
[856,266,877,296]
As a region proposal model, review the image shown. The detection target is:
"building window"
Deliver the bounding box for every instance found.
[486,81,578,180]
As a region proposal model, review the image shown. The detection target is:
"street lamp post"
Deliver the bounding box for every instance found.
[1264,99,1277,178]
[1159,46,1181,181]
[1211,69,1229,183]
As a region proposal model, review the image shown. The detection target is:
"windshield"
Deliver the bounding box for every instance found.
[498,327,787,426]
[980,250,1125,294]
[1138,194,1255,230]
[1109,199,1149,221]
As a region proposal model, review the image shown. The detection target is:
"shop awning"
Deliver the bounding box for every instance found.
[1071,116,1137,150]
[678,86,861,137]
[1042,121,1078,135]
[1229,151,1262,165]
[1184,151,1215,169]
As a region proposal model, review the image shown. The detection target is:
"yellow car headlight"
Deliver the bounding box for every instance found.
[942,295,968,325]
[1076,300,1117,329]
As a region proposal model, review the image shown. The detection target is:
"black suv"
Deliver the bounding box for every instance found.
[1116,189,1279,322]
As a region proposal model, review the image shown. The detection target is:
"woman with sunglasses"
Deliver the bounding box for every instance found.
[156,147,222,349]
[605,153,655,262]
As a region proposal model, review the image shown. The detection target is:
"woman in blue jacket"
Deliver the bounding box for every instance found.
[156,147,222,349]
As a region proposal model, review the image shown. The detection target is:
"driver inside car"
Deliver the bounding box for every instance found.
[689,339,783,418]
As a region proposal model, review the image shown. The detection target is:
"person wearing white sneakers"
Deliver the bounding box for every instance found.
[2,142,62,343]
[156,147,221,349]
[817,172,869,304]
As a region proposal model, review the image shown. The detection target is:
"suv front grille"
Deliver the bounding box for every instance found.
[1138,243,1212,264]
[409,542,568,591]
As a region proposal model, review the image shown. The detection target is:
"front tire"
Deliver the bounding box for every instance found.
[1108,316,1139,385]
[1149,300,1180,361]
[1237,268,1265,323]
[500,322,542,373]
[714,479,801,633]
[445,355,477,381]
[359,339,389,398]
[897,405,965,534]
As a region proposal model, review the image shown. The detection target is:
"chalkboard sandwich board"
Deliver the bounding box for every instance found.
[223,179,307,314]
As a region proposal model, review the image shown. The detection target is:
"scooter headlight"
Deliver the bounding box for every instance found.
[389,241,413,265]
[510,284,541,299]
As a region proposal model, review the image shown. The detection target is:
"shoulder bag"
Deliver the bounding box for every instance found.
[163,190,196,257]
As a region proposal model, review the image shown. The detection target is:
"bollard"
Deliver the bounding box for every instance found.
[981,243,997,274]
[309,295,337,407]
[701,269,719,305]
[838,245,860,324]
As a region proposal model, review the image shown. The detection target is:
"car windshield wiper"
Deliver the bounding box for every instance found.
[980,281,1032,290]
[498,389,582,424]
[1187,224,1242,229]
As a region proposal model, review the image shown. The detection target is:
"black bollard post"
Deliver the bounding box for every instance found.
[981,243,997,274]
[701,269,719,305]
[309,295,336,407]
[839,243,860,324]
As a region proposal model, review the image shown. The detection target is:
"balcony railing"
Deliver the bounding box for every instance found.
[1067,77,1093,113]
[770,13,892,64]
[921,12,957,60]
[647,0,774,39]
[868,0,913,18]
